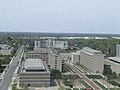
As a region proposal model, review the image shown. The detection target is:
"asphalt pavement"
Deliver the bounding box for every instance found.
[0,46,24,90]
[64,62,101,90]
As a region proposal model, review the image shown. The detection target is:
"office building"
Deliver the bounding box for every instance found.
[53,40,68,49]
[104,57,120,74]
[26,48,62,72]
[19,59,50,87]
[34,39,68,50]
[116,44,120,57]
[26,48,50,65]
[0,44,13,55]
[34,40,48,50]
[50,49,62,72]
[71,51,80,63]
[80,47,104,74]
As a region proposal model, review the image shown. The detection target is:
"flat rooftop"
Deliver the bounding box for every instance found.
[24,59,45,70]
[82,47,102,54]
[108,57,120,63]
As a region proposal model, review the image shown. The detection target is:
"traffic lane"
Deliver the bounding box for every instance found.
[65,63,101,90]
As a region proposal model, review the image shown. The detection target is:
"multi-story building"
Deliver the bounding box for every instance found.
[80,47,104,74]
[19,59,50,87]
[53,40,68,49]
[50,49,62,72]
[34,39,68,50]
[116,44,120,57]
[104,57,120,75]
[0,44,14,55]
[34,40,48,50]
[26,48,50,66]
[26,48,62,72]
[71,51,80,63]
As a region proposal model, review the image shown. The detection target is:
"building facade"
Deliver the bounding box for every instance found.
[116,44,120,57]
[104,57,120,75]
[34,39,68,50]
[0,44,13,55]
[26,48,50,65]
[80,47,104,74]
[71,51,80,63]
[26,48,62,72]
[50,49,62,72]
[19,59,50,87]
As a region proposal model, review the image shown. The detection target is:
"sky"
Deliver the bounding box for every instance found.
[0,0,120,34]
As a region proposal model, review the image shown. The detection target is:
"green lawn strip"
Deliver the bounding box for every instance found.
[81,80,91,88]
[93,80,108,90]
[109,88,120,90]
[73,88,79,90]
[108,80,120,86]
[86,75,103,79]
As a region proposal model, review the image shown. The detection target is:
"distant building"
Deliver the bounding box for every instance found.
[34,39,68,50]
[53,40,68,49]
[116,44,120,57]
[104,57,120,75]
[34,40,48,50]
[0,44,13,55]
[80,47,104,74]
[19,59,50,87]
[71,51,80,63]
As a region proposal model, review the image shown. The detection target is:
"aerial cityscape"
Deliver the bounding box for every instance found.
[0,32,119,90]
[1,0,120,90]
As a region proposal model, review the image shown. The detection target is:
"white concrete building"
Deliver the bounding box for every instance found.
[104,57,120,74]
[19,59,50,87]
[26,48,62,72]
[50,49,62,72]
[116,44,120,57]
[0,44,13,55]
[71,51,80,63]
[80,47,104,74]
[34,40,68,50]
[34,40,48,50]
[53,40,68,49]
[26,48,50,65]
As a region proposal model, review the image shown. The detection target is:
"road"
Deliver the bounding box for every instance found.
[64,62,101,90]
[0,45,24,90]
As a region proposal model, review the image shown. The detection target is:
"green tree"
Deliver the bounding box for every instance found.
[51,69,62,79]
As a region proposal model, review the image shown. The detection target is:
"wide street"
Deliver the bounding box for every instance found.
[0,46,24,90]
[64,62,101,90]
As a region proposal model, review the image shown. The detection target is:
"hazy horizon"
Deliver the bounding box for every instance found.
[0,0,120,34]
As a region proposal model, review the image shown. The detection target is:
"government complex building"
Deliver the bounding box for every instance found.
[25,41,62,72]
[80,47,104,74]
[34,39,68,50]
[19,59,50,87]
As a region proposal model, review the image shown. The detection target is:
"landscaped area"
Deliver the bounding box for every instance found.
[93,80,108,90]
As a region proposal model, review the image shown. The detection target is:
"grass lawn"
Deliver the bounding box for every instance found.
[86,75,103,79]
[93,80,108,90]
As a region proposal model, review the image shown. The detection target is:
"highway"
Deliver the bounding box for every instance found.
[0,45,24,90]
[64,62,101,90]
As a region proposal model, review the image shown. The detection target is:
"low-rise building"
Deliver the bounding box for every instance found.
[19,59,50,87]
[0,44,13,55]
[104,57,120,75]
[80,47,104,74]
